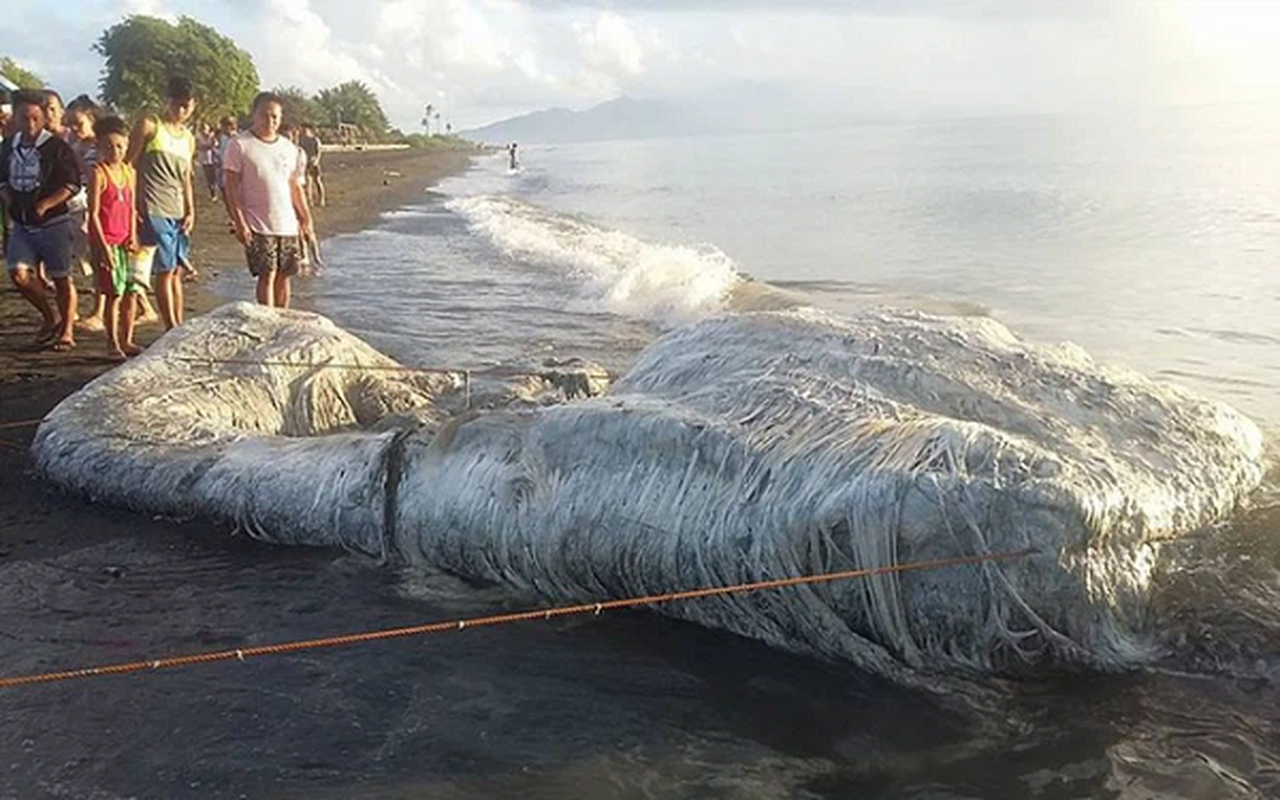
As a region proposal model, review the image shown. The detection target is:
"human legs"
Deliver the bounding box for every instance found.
[52,276,76,347]
[255,268,277,306]
[137,290,158,322]
[9,269,58,336]
[101,245,131,358]
[7,224,58,337]
[308,166,326,207]
[203,164,219,201]
[104,293,123,358]
[141,217,184,330]
[11,218,77,347]
[155,269,182,329]
[273,271,291,308]
[80,242,107,331]
[120,293,141,355]
[171,269,185,326]
[79,293,106,330]
[121,249,148,355]
[247,233,299,308]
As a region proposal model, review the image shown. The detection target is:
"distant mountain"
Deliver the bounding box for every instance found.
[463,96,687,144]
[462,83,851,144]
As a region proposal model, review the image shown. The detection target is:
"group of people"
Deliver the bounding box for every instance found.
[0,77,326,360]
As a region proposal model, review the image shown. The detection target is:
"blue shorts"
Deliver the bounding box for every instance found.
[5,216,77,279]
[140,215,190,273]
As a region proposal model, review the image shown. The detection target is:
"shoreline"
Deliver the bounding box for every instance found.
[0,146,477,563]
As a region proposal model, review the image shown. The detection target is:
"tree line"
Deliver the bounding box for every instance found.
[3,15,455,146]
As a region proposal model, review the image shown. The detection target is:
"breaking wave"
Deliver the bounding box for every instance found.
[446,195,744,327]
[32,303,1265,691]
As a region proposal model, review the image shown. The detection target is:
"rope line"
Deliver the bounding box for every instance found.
[0,547,1035,690]
[0,419,43,431]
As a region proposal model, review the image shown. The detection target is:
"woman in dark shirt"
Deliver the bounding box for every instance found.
[0,90,82,350]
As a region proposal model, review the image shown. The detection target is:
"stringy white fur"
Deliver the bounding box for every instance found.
[33,302,1265,682]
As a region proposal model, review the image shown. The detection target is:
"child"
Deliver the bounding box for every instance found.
[65,99,103,328]
[87,116,144,361]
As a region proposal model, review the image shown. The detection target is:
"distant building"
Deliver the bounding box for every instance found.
[0,73,17,92]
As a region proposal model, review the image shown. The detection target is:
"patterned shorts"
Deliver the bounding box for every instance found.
[245,232,302,278]
[96,244,150,297]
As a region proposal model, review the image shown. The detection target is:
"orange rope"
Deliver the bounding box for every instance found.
[0,547,1035,690]
[0,418,43,431]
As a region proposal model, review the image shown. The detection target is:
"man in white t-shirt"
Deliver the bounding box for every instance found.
[222,92,313,308]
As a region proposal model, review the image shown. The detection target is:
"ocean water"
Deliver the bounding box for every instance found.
[290,107,1277,797]
[7,108,1280,798]
[311,105,1280,430]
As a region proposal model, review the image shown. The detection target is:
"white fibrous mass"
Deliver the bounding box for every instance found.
[33,303,1264,684]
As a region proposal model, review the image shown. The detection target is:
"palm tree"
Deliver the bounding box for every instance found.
[315,81,389,134]
[422,103,434,135]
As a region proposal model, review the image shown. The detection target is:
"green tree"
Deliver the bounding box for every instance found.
[0,56,43,89]
[95,16,259,122]
[315,80,390,138]
[274,85,322,127]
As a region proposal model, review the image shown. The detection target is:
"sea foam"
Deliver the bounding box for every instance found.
[447,194,743,327]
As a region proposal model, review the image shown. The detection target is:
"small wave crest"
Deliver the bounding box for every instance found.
[447,195,743,327]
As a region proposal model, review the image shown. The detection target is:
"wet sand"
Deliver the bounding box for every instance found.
[0,141,934,800]
[0,145,474,563]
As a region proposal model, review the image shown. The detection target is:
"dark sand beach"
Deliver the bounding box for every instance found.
[0,145,918,800]
[0,146,472,562]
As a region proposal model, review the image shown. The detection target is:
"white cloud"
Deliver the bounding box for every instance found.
[4,0,1280,131]
[121,0,176,21]
[577,12,646,75]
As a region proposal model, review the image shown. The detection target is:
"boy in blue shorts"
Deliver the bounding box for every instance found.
[128,76,197,330]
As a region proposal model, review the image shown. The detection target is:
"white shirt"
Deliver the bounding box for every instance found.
[222,132,305,236]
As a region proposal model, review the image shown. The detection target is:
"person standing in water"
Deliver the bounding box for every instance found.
[128,76,197,330]
[222,92,313,309]
[508,142,519,170]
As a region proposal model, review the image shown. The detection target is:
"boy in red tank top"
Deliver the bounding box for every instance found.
[88,116,143,361]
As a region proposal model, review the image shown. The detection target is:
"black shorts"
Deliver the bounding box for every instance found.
[306,162,322,179]
[245,233,302,278]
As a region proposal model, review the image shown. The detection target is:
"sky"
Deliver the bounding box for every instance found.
[3,0,1280,131]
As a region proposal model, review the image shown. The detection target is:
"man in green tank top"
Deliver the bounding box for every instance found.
[128,76,196,330]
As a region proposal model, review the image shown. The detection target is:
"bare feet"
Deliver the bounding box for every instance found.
[77,315,105,332]
[106,347,128,362]
[121,342,143,356]
[49,338,76,353]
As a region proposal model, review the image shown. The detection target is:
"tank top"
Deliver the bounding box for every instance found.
[96,162,135,246]
[138,120,193,219]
